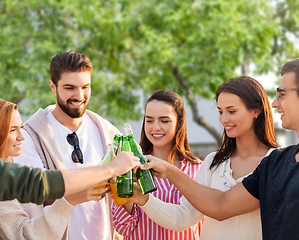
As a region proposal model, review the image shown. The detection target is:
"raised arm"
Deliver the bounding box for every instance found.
[131,190,204,231]
[0,151,140,204]
[61,151,140,197]
[141,155,259,220]
[0,160,64,204]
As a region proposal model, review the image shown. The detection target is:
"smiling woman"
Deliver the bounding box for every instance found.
[129,76,281,240]
[0,100,18,161]
[143,100,177,158]
[0,97,141,239]
[1,109,25,161]
[111,90,203,240]
[0,98,76,240]
[0,98,115,240]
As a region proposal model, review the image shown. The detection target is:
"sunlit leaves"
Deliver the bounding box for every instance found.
[0,0,298,126]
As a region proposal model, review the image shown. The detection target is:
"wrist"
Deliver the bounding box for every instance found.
[101,163,116,179]
[166,164,180,182]
[137,194,149,206]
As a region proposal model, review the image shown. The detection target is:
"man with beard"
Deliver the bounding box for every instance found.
[14,51,123,240]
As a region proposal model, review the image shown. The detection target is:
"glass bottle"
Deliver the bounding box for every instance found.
[101,134,122,166]
[93,134,122,196]
[124,123,157,194]
[107,135,130,205]
[116,136,133,197]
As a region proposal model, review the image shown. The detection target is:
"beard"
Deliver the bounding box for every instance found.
[56,91,87,119]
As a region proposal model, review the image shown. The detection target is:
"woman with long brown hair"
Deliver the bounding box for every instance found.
[130,76,280,240]
[111,90,203,239]
[0,98,106,240]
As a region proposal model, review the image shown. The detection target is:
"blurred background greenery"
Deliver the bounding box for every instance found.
[1,0,299,143]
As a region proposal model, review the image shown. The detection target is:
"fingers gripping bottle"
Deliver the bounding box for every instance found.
[93,134,122,196]
[116,136,133,198]
[94,135,127,202]
[124,123,157,194]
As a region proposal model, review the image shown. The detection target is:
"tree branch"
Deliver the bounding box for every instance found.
[272,6,290,19]
[167,62,221,143]
[14,96,23,105]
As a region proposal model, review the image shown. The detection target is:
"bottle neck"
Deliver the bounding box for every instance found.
[121,139,130,152]
[127,134,142,155]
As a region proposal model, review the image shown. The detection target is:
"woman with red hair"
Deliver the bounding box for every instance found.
[0,98,105,240]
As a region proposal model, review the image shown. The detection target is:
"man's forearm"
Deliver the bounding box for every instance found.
[62,151,140,197]
[61,164,113,196]
[0,150,139,204]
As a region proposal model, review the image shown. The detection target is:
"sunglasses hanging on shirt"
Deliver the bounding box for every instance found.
[67,132,83,164]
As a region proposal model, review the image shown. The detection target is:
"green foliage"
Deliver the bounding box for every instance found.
[0,0,298,127]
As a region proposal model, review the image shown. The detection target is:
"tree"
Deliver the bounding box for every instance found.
[1,0,298,142]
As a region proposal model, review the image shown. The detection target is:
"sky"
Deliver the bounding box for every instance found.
[257,72,283,127]
[257,72,278,90]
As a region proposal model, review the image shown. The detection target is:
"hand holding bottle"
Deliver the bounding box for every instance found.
[101,134,140,178]
[109,151,140,177]
[140,154,175,179]
[129,184,149,206]
[124,123,157,195]
[93,135,139,200]
[65,185,110,205]
[110,176,130,205]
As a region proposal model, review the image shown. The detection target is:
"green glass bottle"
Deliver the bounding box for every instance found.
[94,134,122,193]
[116,136,133,198]
[124,123,157,194]
[101,134,122,165]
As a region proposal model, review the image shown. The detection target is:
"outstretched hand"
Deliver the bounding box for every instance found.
[110,151,140,177]
[65,185,110,205]
[141,155,173,179]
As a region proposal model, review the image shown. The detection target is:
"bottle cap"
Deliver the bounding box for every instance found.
[124,123,133,135]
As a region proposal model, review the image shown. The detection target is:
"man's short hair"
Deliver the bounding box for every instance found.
[50,51,93,85]
[280,58,299,88]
